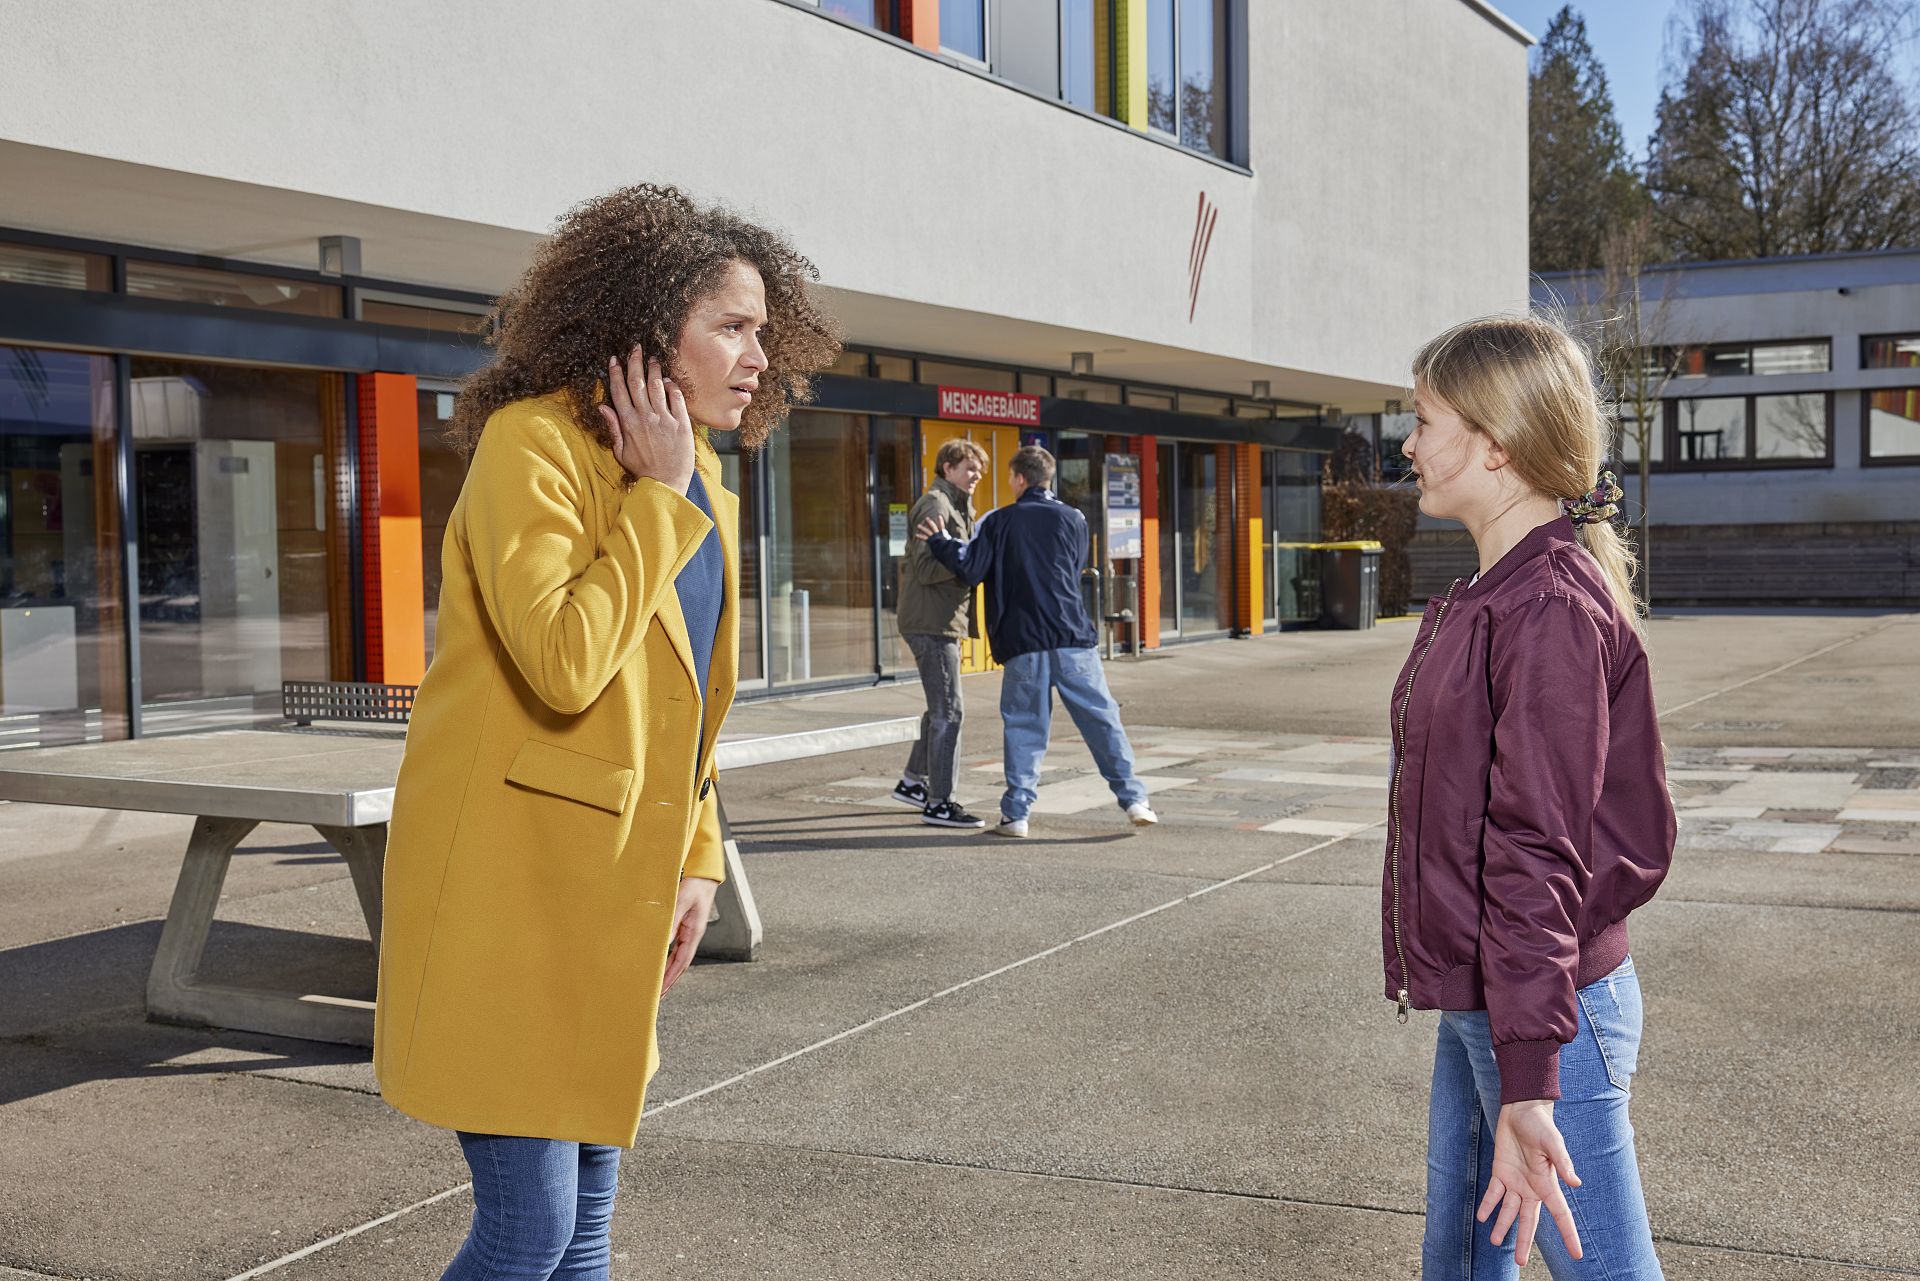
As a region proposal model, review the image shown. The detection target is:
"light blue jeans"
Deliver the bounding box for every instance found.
[998,647,1148,822]
[1424,957,1663,1280]
[442,1133,622,1280]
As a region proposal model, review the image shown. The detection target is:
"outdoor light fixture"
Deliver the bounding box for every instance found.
[1070,351,1094,376]
[1251,379,1270,399]
[318,235,362,277]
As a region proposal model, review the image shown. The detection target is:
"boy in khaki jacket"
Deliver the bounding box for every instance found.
[892,439,988,827]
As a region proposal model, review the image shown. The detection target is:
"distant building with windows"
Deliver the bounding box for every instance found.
[1397,248,1920,606]
[0,0,1533,748]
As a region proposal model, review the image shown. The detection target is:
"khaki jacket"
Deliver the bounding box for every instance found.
[374,393,739,1147]
[897,478,976,639]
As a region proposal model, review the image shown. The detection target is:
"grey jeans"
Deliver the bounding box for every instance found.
[902,633,964,802]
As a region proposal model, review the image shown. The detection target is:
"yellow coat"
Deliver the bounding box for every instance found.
[374,392,739,1147]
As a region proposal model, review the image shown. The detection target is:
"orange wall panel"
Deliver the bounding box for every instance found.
[358,373,426,685]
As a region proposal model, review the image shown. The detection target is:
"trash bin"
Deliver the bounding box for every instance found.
[1318,541,1383,630]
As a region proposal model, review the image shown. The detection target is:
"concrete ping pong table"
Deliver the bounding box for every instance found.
[0,717,918,1047]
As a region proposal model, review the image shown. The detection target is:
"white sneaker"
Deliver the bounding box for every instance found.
[994,815,1029,838]
[1125,801,1159,827]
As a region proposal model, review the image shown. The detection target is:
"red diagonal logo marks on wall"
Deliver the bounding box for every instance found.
[1188,191,1219,322]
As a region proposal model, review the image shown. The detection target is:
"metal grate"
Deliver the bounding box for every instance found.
[282,681,417,726]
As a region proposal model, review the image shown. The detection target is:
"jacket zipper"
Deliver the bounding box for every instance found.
[1388,578,1460,1023]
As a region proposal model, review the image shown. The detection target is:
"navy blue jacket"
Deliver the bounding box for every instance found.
[924,488,1098,662]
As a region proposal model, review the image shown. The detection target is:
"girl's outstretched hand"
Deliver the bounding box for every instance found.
[1479,1099,1583,1266]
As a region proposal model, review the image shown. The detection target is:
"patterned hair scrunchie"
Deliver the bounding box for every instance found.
[1562,470,1623,526]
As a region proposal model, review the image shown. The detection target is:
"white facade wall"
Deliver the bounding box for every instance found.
[0,0,1529,408]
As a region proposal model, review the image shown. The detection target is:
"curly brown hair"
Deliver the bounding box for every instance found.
[447,183,840,456]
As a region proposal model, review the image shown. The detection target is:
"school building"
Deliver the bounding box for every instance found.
[0,0,1531,746]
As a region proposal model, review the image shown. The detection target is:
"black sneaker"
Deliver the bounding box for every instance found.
[921,800,987,829]
[890,779,929,808]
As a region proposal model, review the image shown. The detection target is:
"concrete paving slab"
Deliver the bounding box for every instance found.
[0,1039,460,1281]
[269,1135,1424,1281]
[647,878,1918,1271]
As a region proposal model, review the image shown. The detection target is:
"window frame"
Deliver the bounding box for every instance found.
[1861,332,1920,372]
[1663,391,1835,472]
[1861,385,1920,467]
[1667,337,1833,379]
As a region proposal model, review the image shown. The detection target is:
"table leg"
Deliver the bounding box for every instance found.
[145,815,377,1047]
[315,822,386,948]
[148,816,256,1011]
[698,794,763,962]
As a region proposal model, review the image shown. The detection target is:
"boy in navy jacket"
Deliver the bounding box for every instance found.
[917,446,1157,837]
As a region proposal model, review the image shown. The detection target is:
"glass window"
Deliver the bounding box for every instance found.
[1056,378,1122,403]
[820,0,878,25]
[918,360,1016,391]
[871,417,917,676]
[418,389,466,663]
[710,428,765,686]
[1019,371,1053,396]
[127,262,342,318]
[1178,0,1228,156]
[1702,345,1750,378]
[1378,411,1416,483]
[1864,335,1920,369]
[0,242,111,291]
[1061,0,1098,109]
[1128,389,1176,410]
[1179,392,1230,416]
[128,360,343,730]
[360,298,488,337]
[0,345,129,746]
[1146,0,1177,133]
[1617,408,1664,465]
[1750,341,1829,375]
[941,0,985,60]
[1233,402,1273,419]
[827,350,870,377]
[765,411,875,686]
[1674,397,1746,462]
[1867,389,1920,459]
[1754,394,1828,460]
[1264,449,1323,626]
[873,353,913,380]
[1176,441,1225,634]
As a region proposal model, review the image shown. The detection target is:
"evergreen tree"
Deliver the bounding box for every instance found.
[1529,6,1646,272]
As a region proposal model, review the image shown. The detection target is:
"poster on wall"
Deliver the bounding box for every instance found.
[1104,453,1142,560]
[888,503,910,556]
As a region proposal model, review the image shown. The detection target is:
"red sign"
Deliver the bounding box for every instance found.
[937,386,1041,426]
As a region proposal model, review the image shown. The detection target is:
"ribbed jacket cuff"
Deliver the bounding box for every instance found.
[1494,1039,1562,1104]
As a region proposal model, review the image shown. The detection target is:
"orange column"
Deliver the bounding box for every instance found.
[356,373,426,685]
[1136,436,1161,649]
[896,0,940,50]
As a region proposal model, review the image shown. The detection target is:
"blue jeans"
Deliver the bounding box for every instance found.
[999,647,1147,822]
[1424,958,1663,1280]
[442,1133,623,1280]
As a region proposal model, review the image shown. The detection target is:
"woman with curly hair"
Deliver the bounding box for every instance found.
[374,184,838,1279]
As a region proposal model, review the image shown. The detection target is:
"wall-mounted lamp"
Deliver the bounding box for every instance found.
[1250,379,1271,400]
[1070,351,1094,376]
[318,235,362,277]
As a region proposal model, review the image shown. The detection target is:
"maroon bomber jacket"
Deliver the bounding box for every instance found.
[1381,517,1675,1104]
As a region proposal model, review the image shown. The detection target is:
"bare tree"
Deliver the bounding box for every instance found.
[1565,212,1686,608]
[1649,0,1920,259]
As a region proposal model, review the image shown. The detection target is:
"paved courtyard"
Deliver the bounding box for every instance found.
[1,609,1915,1279]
